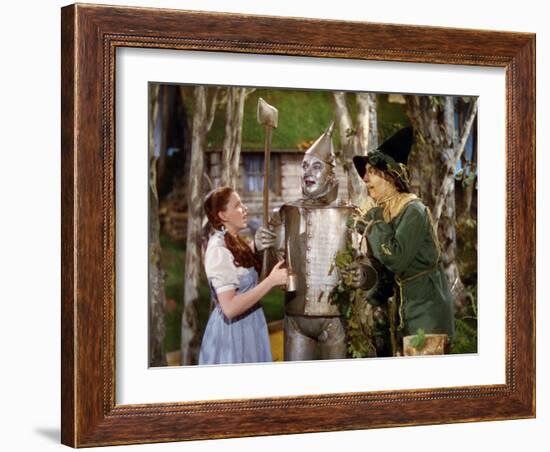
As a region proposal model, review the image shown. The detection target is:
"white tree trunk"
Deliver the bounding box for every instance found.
[148,84,167,367]
[333,92,376,207]
[357,93,378,151]
[221,88,235,187]
[229,88,247,189]
[333,92,353,141]
[180,86,208,365]
[221,87,254,189]
[432,100,478,225]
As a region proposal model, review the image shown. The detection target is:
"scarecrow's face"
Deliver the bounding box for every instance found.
[301,155,334,199]
[364,164,395,202]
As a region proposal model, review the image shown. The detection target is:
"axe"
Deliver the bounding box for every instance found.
[257,98,278,281]
[257,98,297,291]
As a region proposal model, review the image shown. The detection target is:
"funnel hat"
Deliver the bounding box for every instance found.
[305,122,336,167]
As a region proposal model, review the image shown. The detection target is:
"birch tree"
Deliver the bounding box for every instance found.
[333,92,378,206]
[406,96,478,307]
[148,84,167,367]
[220,87,255,189]
[156,87,170,191]
[179,86,220,365]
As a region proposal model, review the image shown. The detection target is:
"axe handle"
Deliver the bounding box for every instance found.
[260,127,273,281]
[263,127,272,224]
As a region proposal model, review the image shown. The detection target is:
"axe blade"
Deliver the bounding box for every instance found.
[257,97,279,129]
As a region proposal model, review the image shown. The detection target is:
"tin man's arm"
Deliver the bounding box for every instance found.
[254,207,285,275]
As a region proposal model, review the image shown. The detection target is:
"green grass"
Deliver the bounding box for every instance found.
[160,234,212,352]
[261,287,285,322]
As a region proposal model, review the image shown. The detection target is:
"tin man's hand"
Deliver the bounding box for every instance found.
[254,226,276,252]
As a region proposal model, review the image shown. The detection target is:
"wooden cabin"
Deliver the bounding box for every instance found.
[159,148,351,242]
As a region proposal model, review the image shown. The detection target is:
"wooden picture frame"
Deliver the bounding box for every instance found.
[61,3,535,447]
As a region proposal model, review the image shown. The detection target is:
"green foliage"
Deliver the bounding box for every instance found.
[456,217,478,287]
[160,234,211,352]
[345,127,358,138]
[163,311,180,352]
[329,211,381,358]
[410,328,426,351]
[454,214,478,354]
[377,95,410,143]
[329,247,377,358]
[451,294,478,354]
[160,234,185,299]
[451,318,478,354]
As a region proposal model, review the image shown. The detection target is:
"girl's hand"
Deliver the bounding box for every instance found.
[268,260,288,287]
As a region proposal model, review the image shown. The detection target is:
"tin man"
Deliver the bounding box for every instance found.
[256,123,376,361]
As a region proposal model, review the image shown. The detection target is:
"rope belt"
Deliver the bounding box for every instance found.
[394,264,439,331]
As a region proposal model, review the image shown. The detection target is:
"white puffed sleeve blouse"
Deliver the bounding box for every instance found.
[204,232,240,295]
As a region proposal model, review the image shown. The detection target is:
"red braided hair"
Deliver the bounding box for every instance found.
[204,187,261,274]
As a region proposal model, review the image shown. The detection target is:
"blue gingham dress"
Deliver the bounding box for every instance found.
[198,231,272,365]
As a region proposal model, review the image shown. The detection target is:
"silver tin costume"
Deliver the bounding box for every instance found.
[259,123,368,360]
[272,201,354,317]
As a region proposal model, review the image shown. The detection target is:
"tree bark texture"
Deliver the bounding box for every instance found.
[180,86,208,365]
[406,96,477,307]
[156,85,170,190]
[221,87,254,189]
[333,92,377,207]
[148,84,167,367]
[432,101,478,224]
[357,93,378,150]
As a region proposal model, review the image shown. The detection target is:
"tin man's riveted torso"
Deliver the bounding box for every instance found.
[257,123,363,361]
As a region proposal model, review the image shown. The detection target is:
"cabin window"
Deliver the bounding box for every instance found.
[243,154,281,195]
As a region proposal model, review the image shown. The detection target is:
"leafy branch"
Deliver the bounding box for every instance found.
[410,328,426,351]
[329,209,379,358]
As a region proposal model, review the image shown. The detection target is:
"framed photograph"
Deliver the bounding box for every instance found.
[61,3,535,447]
[147,83,478,369]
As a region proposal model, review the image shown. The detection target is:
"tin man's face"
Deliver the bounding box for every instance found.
[301,155,334,199]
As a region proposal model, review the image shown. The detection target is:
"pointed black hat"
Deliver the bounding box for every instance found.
[352,127,414,192]
[377,126,413,165]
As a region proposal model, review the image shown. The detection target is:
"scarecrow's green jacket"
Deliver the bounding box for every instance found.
[365,200,455,337]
